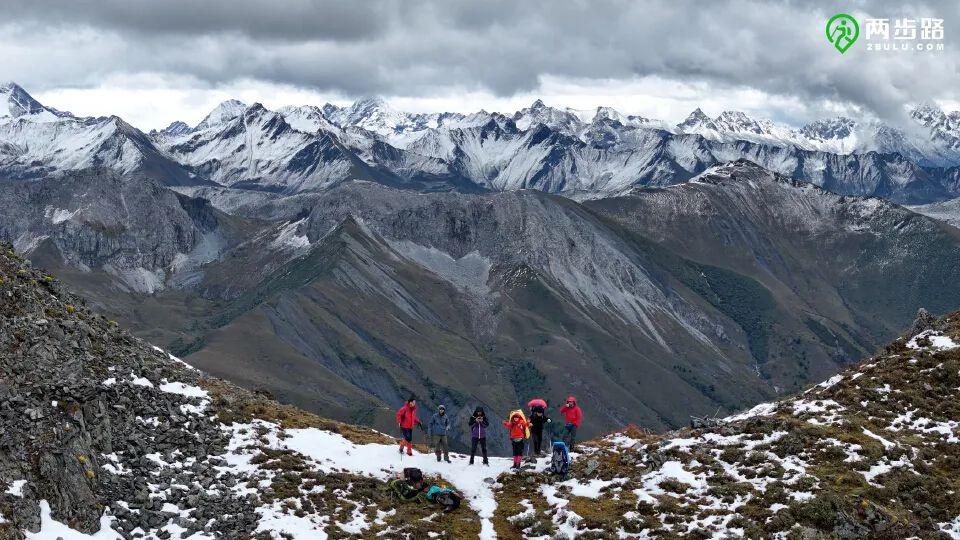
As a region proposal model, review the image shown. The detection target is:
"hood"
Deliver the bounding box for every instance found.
[473,406,485,416]
[566,396,578,405]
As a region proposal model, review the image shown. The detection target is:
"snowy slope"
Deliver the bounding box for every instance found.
[155,102,361,192]
[5,81,960,202]
[491,317,960,538]
[16,293,960,539]
[0,83,195,184]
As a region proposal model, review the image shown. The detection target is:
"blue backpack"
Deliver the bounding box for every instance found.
[550,441,570,476]
[425,485,462,512]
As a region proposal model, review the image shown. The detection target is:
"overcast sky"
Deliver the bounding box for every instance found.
[2,0,957,130]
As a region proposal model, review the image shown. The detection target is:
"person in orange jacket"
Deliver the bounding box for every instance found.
[503,410,530,469]
[559,395,583,452]
[395,396,424,456]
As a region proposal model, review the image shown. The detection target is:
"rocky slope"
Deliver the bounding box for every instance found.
[2,243,959,539]
[0,169,254,294]
[0,243,489,539]
[0,83,199,187]
[492,309,960,538]
[8,161,960,458]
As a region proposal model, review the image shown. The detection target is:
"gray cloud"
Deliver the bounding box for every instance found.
[3,0,959,124]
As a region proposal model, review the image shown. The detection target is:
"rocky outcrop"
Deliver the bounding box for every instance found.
[0,243,489,539]
[0,169,243,293]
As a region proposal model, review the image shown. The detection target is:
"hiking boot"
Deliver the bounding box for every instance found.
[436,456,441,462]
[444,458,451,463]
[469,460,474,465]
[483,460,489,466]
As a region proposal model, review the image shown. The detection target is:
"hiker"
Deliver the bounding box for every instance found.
[528,399,552,457]
[395,396,424,456]
[503,409,530,469]
[559,395,582,452]
[468,406,489,465]
[428,405,452,463]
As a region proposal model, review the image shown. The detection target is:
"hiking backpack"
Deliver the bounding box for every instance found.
[403,467,424,485]
[425,485,462,512]
[388,479,424,501]
[550,441,570,476]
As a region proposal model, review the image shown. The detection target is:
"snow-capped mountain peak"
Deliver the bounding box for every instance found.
[0,81,62,122]
[676,107,717,133]
[157,120,192,136]
[513,99,584,133]
[195,99,247,130]
[800,116,857,144]
[714,110,764,134]
[276,104,339,134]
[593,106,628,124]
[334,97,403,128]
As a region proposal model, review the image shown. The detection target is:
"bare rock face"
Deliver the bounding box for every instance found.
[0,244,259,538]
[908,307,939,336]
[0,169,238,293]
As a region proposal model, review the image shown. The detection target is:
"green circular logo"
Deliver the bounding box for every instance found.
[826,13,860,53]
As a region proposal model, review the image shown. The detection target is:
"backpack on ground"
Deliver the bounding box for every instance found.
[403,467,424,485]
[425,485,462,512]
[550,441,570,476]
[388,479,424,501]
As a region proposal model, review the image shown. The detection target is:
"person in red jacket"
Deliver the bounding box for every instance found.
[395,396,424,456]
[559,395,583,452]
[503,411,530,469]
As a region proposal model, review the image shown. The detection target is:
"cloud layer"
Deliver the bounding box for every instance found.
[3,0,957,129]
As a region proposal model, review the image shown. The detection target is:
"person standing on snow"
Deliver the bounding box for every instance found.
[395,396,424,456]
[528,403,552,457]
[503,410,530,469]
[559,395,582,452]
[468,406,490,465]
[428,405,452,463]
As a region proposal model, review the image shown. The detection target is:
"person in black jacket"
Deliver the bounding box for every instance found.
[468,406,490,465]
[528,405,552,457]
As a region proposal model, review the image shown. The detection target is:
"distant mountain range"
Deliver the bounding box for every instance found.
[6,81,960,449]
[3,81,960,204]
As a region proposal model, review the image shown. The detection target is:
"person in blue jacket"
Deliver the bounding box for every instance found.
[428,405,452,463]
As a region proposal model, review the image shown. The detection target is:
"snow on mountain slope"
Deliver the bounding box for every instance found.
[8,246,957,539]
[0,249,490,538]
[909,196,960,227]
[676,105,960,167]
[0,83,196,184]
[512,99,584,134]
[5,82,960,202]
[156,102,361,192]
[0,81,64,122]
[275,104,339,134]
[0,169,239,293]
[492,311,960,538]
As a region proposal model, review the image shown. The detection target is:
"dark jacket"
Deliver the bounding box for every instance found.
[530,409,552,436]
[468,406,489,439]
[428,410,451,436]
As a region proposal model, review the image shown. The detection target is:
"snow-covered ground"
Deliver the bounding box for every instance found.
[12,327,960,539]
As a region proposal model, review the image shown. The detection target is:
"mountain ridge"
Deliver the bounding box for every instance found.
[5,82,960,204]
[2,242,960,538]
